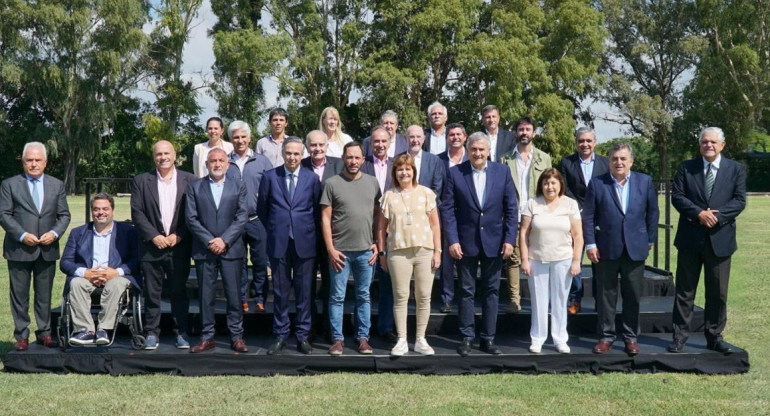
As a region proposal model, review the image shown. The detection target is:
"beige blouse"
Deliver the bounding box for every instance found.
[380,185,437,251]
[523,196,581,262]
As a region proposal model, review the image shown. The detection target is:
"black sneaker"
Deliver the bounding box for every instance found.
[95,329,109,345]
[69,330,95,346]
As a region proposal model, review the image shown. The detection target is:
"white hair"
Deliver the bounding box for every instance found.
[699,127,725,143]
[467,132,490,148]
[22,142,47,160]
[426,101,447,118]
[228,120,251,139]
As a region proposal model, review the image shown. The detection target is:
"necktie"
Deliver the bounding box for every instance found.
[705,163,714,200]
[31,179,41,212]
[288,173,296,202]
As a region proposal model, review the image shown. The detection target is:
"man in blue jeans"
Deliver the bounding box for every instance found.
[321,141,382,355]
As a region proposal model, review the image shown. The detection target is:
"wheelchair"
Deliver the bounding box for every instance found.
[57,283,146,350]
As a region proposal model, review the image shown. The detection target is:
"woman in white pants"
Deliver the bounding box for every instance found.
[519,168,583,354]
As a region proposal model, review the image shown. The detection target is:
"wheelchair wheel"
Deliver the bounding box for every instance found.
[131,334,146,350]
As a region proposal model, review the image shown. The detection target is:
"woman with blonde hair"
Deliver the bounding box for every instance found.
[319,106,353,158]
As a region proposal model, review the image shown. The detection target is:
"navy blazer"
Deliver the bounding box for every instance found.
[582,172,659,262]
[672,157,746,257]
[301,156,344,182]
[185,177,248,260]
[361,155,394,192]
[362,133,408,159]
[60,222,141,291]
[558,153,610,209]
[226,152,274,216]
[441,160,518,258]
[257,166,322,259]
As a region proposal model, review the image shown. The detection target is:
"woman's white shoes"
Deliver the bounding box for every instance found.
[555,344,571,354]
[529,344,542,354]
[391,338,408,356]
[414,337,435,356]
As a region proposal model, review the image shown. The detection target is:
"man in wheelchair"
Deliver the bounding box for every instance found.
[60,193,139,346]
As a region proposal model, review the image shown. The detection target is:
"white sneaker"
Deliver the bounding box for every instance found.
[529,344,542,354]
[414,337,435,356]
[555,344,571,354]
[391,338,408,356]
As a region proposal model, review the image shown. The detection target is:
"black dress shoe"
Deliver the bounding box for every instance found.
[668,339,686,353]
[480,339,502,355]
[439,302,452,313]
[297,340,312,355]
[267,338,286,355]
[707,341,733,354]
[457,338,473,357]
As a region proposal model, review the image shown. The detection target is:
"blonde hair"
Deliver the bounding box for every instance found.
[319,106,345,147]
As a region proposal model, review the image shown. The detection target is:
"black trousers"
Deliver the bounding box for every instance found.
[596,249,644,343]
[672,243,732,344]
[457,254,502,341]
[142,256,190,337]
[196,258,243,341]
[240,218,269,304]
[8,259,55,340]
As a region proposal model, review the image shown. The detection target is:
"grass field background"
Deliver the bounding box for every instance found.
[0,195,768,415]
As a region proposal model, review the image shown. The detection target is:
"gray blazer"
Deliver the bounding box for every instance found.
[0,174,71,262]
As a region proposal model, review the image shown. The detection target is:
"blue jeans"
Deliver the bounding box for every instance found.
[328,250,374,341]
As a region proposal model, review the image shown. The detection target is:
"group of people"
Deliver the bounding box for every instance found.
[0,102,746,358]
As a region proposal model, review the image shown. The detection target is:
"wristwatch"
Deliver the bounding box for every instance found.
[379,250,387,257]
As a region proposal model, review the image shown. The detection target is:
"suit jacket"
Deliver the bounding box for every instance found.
[480,128,515,162]
[130,169,195,261]
[437,150,469,173]
[185,177,248,260]
[672,156,746,257]
[60,222,141,290]
[582,172,659,262]
[226,152,274,216]
[362,133,408,158]
[0,174,71,262]
[396,150,443,197]
[500,146,552,204]
[361,155,394,192]
[441,160,518,258]
[422,127,446,154]
[257,166,322,259]
[558,153,610,209]
[301,156,344,182]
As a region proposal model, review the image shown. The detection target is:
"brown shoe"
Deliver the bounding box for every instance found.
[568,301,581,315]
[242,302,249,312]
[329,340,344,356]
[231,339,248,353]
[593,340,612,354]
[190,339,216,353]
[36,334,58,348]
[625,341,640,356]
[506,302,521,314]
[255,302,266,313]
[14,338,29,351]
[358,338,373,354]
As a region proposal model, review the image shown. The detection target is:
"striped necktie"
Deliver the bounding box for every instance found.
[705,163,714,200]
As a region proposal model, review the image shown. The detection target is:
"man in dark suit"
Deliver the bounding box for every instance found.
[131,140,195,350]
[668,127,746,354]
[422,101,448,155]
[225,120,273,313]
[362,110,408,158]
[301,130,343,335]
[557,127,610,314]
[60,193,139,345]
[442,132,517,357]
[404,125,443,196]
[185,148,248,353]
[0,142,70,351]
[257,137,322,355]
[583,142,659,356]
[480,105,515,162]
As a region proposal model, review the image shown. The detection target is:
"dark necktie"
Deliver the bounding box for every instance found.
[288,173,295,239]
[705,163,714,199]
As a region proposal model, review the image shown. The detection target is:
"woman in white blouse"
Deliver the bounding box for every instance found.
[377,154,441,356]
[192,117,234,178]
[319,107,353,158]
[519,168,583,354]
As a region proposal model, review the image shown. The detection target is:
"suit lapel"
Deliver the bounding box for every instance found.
[293,168,310,206]
[276,166,291,204]
[81,224,95,267]
[483,164,494,209]
[201,178,218,212]
[108,224,119,267]
[18,176,37,213]
[462,166,482,210]
[607,176,624,215]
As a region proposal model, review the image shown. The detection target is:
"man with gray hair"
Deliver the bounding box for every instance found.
[668,127,746,354]
[0,142,71,351]
[423,102,448,155]
[442,132,517,356]
[225,120,274,313]
[362,110,408,158]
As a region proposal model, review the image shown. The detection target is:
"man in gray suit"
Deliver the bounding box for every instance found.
[0,142,71,351]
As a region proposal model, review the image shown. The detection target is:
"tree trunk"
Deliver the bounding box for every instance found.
[63,148,80,194]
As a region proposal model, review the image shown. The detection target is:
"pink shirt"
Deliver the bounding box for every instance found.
[373,156,389,193]
[311,158,326,181]
[157,168,177,235]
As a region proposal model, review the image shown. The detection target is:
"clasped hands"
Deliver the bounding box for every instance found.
[151,233,181,250]
[698,209,720,228]
[22,232,56,246]
[84,266,120,287]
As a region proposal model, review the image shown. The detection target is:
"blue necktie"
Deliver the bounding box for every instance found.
[288,173,295,239]
[31,179,41,212]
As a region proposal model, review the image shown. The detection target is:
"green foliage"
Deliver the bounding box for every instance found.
[596,136,658,177]
[744,156,770,191]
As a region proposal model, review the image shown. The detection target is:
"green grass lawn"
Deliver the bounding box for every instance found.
[0,195,768,415]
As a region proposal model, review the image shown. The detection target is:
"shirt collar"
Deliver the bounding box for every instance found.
[311,157,326,168]
[703,154,722,169]
[472,164,488,174]
[156,167,176,183]
[230,149,254,161]
[285,166,299,177]
[374,156,388,167]
[24,173,44,182]
[579,153,596,164]
[611,171,631,186]
[92,223,114,237]
[208,176,226,185]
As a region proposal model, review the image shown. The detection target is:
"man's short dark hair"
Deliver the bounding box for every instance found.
[91,192,115,210]
[514,116,536,131]
[206,117,224,130]
[481,105,499,117]
[342,141,363,157]
[446,122,466,136]
[269,107,289,122]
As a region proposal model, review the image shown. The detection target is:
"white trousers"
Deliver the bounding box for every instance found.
[527,259,572,347]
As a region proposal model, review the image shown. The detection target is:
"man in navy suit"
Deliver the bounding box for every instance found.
[480,105,515,162]
[422,101,448,155]
[557,127,610,314]
[185,148,248,353]
[258,137,322,355]
[668,127,746,354]
[442,132,518,356]
[225,120,274,313]
[362,110,408,158]
[60,193,139,345]
[583,142,659,356]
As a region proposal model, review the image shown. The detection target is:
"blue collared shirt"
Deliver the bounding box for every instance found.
[284,168,299,199]
[612,172,631,215]
[580,153,596,185]
[19,174,59,242]
[209,177,225,209]
[74,225,124,277]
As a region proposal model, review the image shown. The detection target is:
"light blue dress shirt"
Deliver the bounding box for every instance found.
[19,174,58,242]
[74,225,124,277]
[580,154,595,185]
[209,177,225,209]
